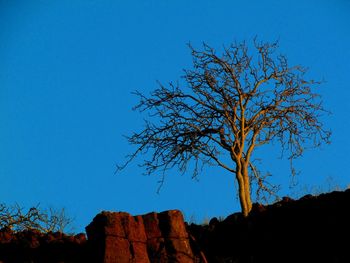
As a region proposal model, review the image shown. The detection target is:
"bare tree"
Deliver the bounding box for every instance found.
[119,40,331,216]
[0,203,73,233]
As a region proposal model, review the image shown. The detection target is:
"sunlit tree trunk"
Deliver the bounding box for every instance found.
[242,160,252,214]
[236,158,252,217]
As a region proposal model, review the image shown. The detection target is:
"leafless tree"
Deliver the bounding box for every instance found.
[119,40,331,216]
[0,203,73,233]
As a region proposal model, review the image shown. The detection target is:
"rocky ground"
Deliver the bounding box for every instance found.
[0,189,349,262]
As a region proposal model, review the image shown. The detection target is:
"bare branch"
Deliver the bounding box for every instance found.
[0,203,73,233]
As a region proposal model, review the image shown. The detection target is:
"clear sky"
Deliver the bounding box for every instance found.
[1,0,350,233]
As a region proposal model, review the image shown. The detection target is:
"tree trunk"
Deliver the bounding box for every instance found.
[242,161,252,214]
[236,159,252,217]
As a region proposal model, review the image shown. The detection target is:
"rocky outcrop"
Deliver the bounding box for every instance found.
[0,209,203,263]
[85,209,202,263]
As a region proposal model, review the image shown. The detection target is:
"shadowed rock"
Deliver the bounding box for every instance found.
[189,189,350,263]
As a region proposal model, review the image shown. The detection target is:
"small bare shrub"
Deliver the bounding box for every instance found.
[0,203,73,233]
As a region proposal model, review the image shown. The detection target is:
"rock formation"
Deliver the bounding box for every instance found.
[85,209,202,263]
[1,189,349,262]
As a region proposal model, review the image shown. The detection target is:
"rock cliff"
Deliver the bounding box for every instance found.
[85,209,202,263]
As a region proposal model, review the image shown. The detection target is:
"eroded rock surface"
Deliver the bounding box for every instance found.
[86,209,201,263]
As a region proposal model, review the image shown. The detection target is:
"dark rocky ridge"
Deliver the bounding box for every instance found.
[0,229,88,262]
[0,189,349,262]
[189,189,350,262]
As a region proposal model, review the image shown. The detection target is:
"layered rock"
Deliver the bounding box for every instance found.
[86,209,201,263]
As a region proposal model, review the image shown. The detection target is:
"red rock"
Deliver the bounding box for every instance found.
[74,233,87,244]
[158,210,189,239]
[86,211,150,263]
[142,212,162,239]
[86,210,199,263]
[157,210,194,263]
[104,235,131,263]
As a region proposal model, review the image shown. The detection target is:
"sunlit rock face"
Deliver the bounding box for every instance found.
[0,209,203,262]
[86,209,200,263]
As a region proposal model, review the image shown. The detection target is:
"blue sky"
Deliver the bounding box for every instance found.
[1,0,349,232]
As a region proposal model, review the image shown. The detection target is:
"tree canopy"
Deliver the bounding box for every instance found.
[119,40,331,216]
